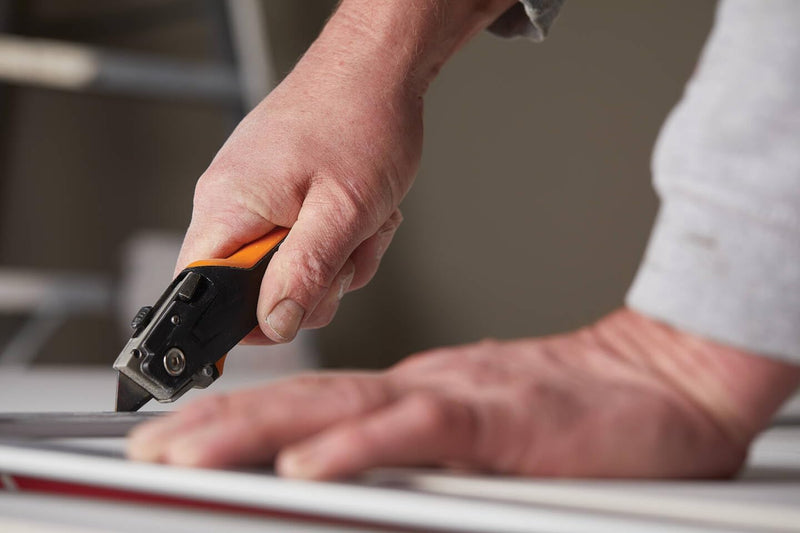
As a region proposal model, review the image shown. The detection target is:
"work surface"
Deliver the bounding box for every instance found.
[0,367,798,533]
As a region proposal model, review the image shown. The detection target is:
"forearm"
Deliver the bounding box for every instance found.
[301,0,517,97]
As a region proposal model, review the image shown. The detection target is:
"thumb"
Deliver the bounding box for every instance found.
[256,189,372,343]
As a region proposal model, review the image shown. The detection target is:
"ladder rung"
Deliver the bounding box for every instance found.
[0,34,242,103]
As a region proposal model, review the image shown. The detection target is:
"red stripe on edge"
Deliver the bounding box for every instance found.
[10,475,426,532]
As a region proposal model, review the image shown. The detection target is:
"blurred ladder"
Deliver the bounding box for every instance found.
[0,0,275,366]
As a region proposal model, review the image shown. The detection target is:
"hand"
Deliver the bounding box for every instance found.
[177,41,418,343]
[176,0,517,344]
[127,309,800,479]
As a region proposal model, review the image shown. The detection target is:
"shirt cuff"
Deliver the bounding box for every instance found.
[627,194,800,365]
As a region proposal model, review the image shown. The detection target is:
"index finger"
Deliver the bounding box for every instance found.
[127,372,394,468]
[277,392,482,479]
[175,211,276,277]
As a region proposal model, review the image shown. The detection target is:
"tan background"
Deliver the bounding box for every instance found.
[0,1,717,368]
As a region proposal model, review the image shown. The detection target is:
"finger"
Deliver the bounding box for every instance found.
[301,208,400,330]
[128,373,394,468]
[276,392,480,480]
[127,394,232,462]
[174,177,276,276]
[302,259,355,329]
[188,207,375,343]
[176,207,276,344]
[239,326,277,345]
[348,209,403,291]
[257,187,373,342]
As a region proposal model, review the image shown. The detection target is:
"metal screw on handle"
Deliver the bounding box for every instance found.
[163,348,186,376]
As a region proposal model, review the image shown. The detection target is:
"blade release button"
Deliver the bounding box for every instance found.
[177,272,202,302]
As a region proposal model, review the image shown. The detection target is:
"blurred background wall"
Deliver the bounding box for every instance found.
[0,0,717,369]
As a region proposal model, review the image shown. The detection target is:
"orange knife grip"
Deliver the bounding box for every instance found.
[187,227,289,270]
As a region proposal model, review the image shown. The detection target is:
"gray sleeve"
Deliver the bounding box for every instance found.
[626,0,800,364]
[488,0,566,41]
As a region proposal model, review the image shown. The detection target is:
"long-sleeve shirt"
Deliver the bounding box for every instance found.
[497,0,800,364]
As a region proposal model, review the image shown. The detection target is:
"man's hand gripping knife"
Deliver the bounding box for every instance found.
[126,0,800,479]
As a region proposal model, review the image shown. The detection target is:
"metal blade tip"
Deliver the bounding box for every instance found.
[115,373,153,412]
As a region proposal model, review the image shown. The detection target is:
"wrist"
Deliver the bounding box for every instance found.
[305,0,516,97]
[594,309,800,445]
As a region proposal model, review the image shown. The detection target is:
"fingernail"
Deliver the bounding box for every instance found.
[165,429,216,467]
[126,437,158,462]
[266,299,304,342]
[127,425,167,462]
[278,448,323,479]
[338,270,354,301]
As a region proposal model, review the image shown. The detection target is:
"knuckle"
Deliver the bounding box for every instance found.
[337,424,375,452]
[203,150,258,186]
[195,163,303,229]
[300,252,336,291]
[279,246,339,295]
[372,210,403,245]
[192,172,223,210]
[334,377,385,413]
[321,177,387,236]
[406,393,451,431]
[304,306,337,330]
[285,373,387,415]
[384,209,404,232]
[194,163,242,198]
[287,373,330,390]
[389,347,449,374]
[398,392,483,460]
[192,172,248,224]
[473,338,502,353]
[181,393,231,418]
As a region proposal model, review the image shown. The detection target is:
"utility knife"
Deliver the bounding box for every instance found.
[113,227,288,412]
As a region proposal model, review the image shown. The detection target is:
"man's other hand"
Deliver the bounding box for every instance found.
[128,309,800,479]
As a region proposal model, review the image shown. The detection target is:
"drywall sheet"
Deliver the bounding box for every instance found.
[0,431,799,533]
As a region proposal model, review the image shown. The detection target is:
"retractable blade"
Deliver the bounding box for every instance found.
[115,373,152,413]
